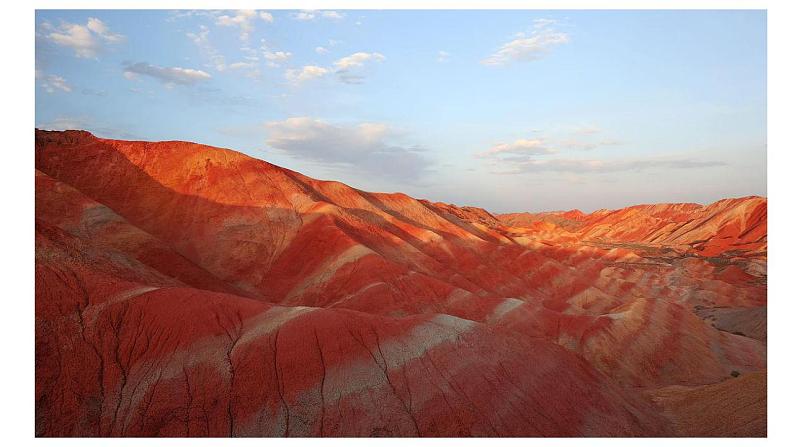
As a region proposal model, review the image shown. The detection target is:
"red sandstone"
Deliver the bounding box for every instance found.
[35,130,766,437]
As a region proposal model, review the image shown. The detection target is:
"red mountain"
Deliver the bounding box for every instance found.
[35,130,766,437]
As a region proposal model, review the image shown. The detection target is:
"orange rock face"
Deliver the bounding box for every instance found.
[35,130,766,437]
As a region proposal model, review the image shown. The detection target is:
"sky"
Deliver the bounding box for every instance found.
[35,9,767,213]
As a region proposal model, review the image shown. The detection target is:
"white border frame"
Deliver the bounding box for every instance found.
[5,1,791,445]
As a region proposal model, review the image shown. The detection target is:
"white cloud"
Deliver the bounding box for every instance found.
[123,62,212,86]
[264,50,292,67]
[333,52,386,84]
[259,11,274,23]
[333,52,385,70]
[322,11,345,20]
[46,18,124,58]
[479,125,624,163]
[571,124,601,135]
[186,25,209,45]
[557,138,622,151]
[481,20,569,66]
[292,11,314,21]
[186,25,227,71]
[240,46,259,61]
[479,130,722,175]
[264,117,432,181]
[437,50,450,63]
[216,10,272,40]
[228,62,255,70]
[39,74,72,93]
[258,40,293,69]
[292,10,345,21]
[226,59,264,79]
[532,18,557,29]
[284,51,385,86]
[186,27,263,78]
[495,158,727,174]
[85,17,124,43]
[285,65,330,84]
[315,39,340,55]
[167,10,221,22]
[546,125,622,151]
[478,139,555,158]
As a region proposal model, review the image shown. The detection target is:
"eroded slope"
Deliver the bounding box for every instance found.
[35,130,766,436]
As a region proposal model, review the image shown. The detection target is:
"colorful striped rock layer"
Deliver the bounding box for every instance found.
[35,130,766,437]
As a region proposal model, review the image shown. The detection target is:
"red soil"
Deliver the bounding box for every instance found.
[35,130,766,437]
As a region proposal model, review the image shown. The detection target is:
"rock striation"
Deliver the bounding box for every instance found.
[35,130,766,437]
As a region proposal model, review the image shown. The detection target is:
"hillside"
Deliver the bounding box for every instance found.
[35,130,766,437]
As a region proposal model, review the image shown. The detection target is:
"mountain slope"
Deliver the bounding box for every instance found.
[35,130,766,437]
[499,197,767,257]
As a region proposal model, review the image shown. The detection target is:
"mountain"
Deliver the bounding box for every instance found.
[35,130,766,437]
[500,197,766,257]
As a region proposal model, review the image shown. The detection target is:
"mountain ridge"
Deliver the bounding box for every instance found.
[37,127,764,220]
[35,129,767,437]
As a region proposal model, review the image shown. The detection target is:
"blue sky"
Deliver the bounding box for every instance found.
[35,9,766,213]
